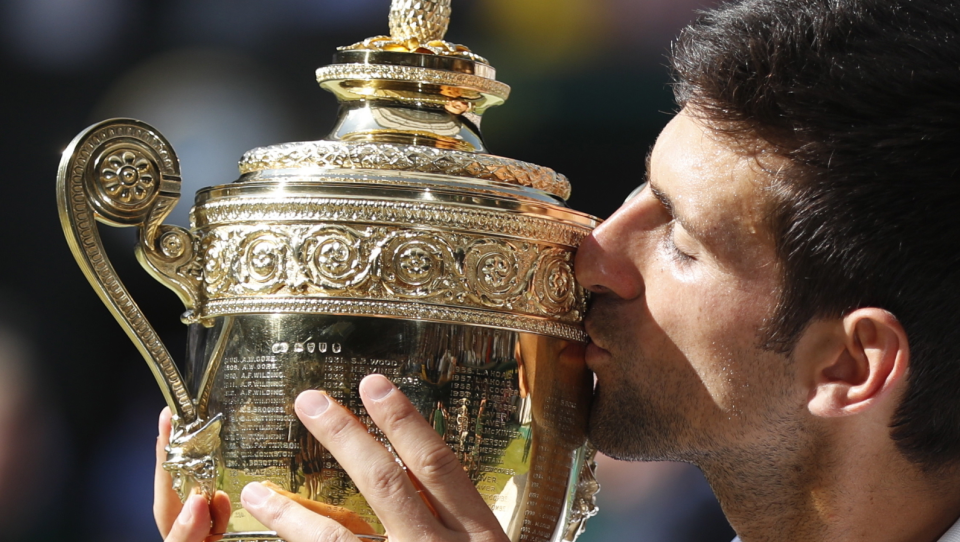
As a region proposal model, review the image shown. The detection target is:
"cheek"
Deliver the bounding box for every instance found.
[645,266,778,405]
[646,264,752,340]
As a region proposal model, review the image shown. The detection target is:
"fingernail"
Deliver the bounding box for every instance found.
[178,495,197,525]
[159,406,171,434]
[361,374,395,401]
[241,482,272,508]
[297,390,330,418]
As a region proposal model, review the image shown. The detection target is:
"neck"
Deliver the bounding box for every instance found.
[698,429,960,542]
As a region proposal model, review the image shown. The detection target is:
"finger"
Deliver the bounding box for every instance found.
[260,481,377,536]
[210,490,233,536]
[164,494,212,542]
[358,375,499,533]
[155,407,183,538]
[294,390,442,539]
[241,482,359,542]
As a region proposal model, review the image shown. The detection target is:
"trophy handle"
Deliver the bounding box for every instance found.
[57,118,201,425]
[562,443,600,541]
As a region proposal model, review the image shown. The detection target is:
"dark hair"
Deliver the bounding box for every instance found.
[671,0,960,470]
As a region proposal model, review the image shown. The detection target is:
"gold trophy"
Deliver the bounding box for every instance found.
[57,1,600,540]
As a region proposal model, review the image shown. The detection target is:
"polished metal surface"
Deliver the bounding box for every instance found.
[57,0,600,540]
[238,141,572,200]
[329,100,486,152]
[190,314,592,540]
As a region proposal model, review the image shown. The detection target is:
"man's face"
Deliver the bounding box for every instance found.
[576,110,807,462]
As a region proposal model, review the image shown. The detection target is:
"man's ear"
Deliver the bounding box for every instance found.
[807,308,909,418]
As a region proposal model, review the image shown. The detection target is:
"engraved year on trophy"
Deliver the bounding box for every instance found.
[57,1,601,541]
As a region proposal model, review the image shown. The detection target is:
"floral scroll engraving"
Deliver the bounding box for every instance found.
[198,224,586,324]
[302,228,370,289]
[534,248,578,315]
[236,232,293,292]
[464,240,524,301]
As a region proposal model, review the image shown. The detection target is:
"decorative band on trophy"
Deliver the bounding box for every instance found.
[192,196,590,247]
[238,141,571,199]
[197,225,585,320]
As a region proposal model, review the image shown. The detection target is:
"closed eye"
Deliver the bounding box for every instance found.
[665,221,696,264]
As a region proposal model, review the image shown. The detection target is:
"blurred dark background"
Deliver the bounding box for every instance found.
[0,0,733,540]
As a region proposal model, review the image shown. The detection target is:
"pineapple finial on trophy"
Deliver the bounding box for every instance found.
[388,0,452,43]
[338,0,486,62]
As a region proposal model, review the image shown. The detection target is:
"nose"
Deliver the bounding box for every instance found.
[575,197,648,300]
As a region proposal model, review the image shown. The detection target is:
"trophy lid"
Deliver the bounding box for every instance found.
[237,0,573,202]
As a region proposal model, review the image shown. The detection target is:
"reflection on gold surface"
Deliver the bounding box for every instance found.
[186,315,591,540]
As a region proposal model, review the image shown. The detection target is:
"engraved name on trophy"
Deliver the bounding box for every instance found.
[57,1,600,541]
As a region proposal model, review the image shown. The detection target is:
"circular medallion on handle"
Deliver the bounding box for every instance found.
[98,149,158,205]
[91,146,161,221]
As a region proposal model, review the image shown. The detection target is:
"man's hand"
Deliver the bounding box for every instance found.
[157,374,509,542]
[155,407,232,542]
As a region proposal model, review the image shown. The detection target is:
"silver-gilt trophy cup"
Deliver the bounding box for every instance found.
[57,1,601,540]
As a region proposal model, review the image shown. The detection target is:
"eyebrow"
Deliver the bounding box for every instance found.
[647,168,707,245]
[649,182,684,225]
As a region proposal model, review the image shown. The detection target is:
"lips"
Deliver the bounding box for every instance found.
[583,303,615,369]
[584,316,606,348]
[583,319,611,370]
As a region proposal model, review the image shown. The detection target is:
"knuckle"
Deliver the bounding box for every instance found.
[308,521,353,542]
[264,495,295,525]
[321,409,359,446]
[379,401,422,434]
[414,443,463,481]
[367,461,410,500]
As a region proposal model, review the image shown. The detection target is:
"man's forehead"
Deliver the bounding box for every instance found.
[650,112,779,260]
